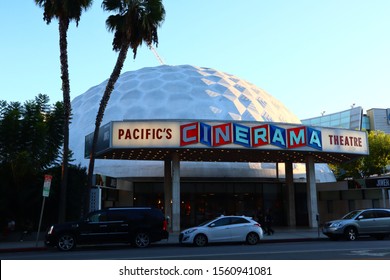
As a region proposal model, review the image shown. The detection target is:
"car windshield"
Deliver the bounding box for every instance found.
[341,210,361,220]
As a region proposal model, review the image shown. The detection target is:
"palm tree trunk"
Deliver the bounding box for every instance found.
[85,46,129,216]
[58,18,71,223]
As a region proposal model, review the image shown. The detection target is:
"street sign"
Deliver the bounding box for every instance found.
[42,175,52,197]
[36,175,52,246]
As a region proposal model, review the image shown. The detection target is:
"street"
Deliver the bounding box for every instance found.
[2,238,390,260]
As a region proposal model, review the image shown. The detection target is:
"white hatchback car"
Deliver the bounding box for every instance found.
[179,215,263,247]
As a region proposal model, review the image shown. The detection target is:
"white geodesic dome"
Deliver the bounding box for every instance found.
[70,65,335,182]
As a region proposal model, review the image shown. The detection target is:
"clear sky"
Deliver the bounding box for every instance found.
[1,0,389,119]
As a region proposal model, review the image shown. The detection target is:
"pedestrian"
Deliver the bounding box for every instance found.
[265,209,274,235]
[7,219,15,232]
[256,209,264,223]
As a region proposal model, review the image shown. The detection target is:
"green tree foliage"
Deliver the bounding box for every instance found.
[45,164,87,225]
[363,130,390,175]
[0,94,64,175]
[329,158,364,180]
[0,95,66,230]
[330,130,390,180]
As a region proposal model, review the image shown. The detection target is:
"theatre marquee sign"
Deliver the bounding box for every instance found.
[85,120,369,157]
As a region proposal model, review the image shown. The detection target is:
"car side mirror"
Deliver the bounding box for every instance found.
[357,215,364,220]
[209,223,216,228]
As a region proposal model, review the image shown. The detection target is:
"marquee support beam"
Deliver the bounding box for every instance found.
[171,152,181,232]
[164,159,173,231]
[285,161,296,226]
[306,155,318,228]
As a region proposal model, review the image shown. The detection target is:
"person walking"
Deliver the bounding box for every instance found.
[265,209,274,235]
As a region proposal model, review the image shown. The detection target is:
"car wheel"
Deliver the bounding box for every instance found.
[344,227,358,241]
[193,234,208,247]
[246,232,260,245]
[133,232,151,248]
[57,233,76,251]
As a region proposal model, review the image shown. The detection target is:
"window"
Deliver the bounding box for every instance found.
[326,200,333,214]
[361,210,376,219]
[89,212,107,222]
[212,217,231,227]
[108,211,126,222]
[230,217,250,224]
[375,210,390,218]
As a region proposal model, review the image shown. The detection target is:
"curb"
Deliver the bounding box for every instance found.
[0,246,48,253]
[0,237,327,253]
[261,237,327,243]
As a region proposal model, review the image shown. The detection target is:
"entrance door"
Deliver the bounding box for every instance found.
[295,184,308,226]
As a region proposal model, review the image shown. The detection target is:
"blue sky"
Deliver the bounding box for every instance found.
[1,0,389,119]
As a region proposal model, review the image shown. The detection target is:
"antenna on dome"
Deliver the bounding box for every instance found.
[149,45,165,65]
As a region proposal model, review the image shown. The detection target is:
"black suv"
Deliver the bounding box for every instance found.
[45,207,169,251]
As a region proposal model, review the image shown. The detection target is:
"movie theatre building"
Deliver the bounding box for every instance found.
[70,65,369,232]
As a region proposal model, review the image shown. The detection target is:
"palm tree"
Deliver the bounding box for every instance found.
[85,0,165,214]
[35,0,93,223]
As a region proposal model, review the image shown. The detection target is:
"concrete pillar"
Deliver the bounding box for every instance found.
[164,159,173,232]
[285,161,296,226]
[306,155,318,228]
[382,188,387,208]
[171,152,181,232]
[117,179,134,206]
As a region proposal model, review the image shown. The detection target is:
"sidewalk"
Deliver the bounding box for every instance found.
[0,227,327,253]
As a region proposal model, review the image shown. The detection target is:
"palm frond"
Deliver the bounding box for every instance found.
[103,0,165,57]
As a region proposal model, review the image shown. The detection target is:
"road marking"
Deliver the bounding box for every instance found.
[112,247,387,260]
[347,250,390,257]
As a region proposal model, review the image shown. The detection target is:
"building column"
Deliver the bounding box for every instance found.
[306,155,318,228]
[164,159,173,232]
[117,179,134,206]
[285,161,296,226]
[171,152,181,232]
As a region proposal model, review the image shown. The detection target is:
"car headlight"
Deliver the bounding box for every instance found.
[184,228,197,235]
[330,222,343,228]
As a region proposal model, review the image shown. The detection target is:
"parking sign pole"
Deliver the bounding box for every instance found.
[35,196,46,247]
[35,175,52,247]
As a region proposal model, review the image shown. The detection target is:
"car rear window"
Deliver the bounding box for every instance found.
[230,217,250,224]
[108,211,127,221]
[375,210,390,218]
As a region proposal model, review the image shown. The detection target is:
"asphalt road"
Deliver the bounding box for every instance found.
[2,239,390,260]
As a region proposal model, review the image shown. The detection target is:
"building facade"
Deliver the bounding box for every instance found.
[301,106,390,133]
[71,65,372,230]
[301,106,366,130]
[366,108,390,134]
[303,107,390,222]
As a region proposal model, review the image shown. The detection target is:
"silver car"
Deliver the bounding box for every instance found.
[322,208,390,241]
[179,215,263,247]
